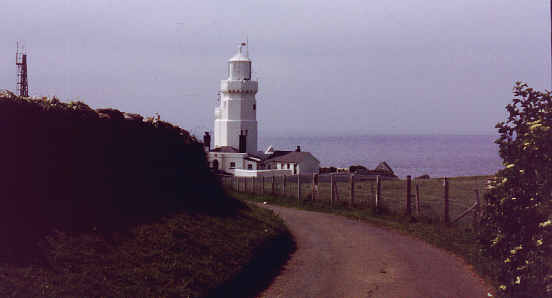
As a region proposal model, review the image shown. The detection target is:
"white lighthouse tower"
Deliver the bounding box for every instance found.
[214,43,258,154]
[206,43,320,175]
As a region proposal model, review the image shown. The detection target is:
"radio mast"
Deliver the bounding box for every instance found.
[16,42,29,97]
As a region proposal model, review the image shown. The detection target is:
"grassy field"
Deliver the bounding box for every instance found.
[226,175,491,225]
[0,203,294,297]
[229,177,500,296]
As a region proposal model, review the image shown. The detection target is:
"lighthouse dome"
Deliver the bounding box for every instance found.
[228,43,252,80]
[229,50,250,62]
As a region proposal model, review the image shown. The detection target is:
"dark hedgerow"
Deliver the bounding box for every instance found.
[0,90,242,262]
[480,82,552,297]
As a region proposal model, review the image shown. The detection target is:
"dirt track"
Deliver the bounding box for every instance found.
[258,204,492,298]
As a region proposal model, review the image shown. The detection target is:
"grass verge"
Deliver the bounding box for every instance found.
[232,190,500,296]
[0,202,295,298]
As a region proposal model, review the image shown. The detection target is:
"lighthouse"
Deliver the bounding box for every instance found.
[206,43,320,176]
[214,43,258,154]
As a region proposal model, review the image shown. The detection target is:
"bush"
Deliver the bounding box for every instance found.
[481,82,552,297]
[0,91,239,262]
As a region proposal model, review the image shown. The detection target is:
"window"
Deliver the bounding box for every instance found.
[230,162,236,169]
[253,104,256,110]
[287,163,290,169]
[248,164,253,170]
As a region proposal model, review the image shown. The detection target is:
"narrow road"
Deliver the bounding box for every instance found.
[258,204,491,298]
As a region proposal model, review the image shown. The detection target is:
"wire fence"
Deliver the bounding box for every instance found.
[219,174,492,227]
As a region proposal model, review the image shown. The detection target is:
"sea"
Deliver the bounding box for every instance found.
[258,135,502,178]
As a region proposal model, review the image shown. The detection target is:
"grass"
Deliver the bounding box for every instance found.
[231,180,500,296]
[229,175,491,225]
[0,201,294,298]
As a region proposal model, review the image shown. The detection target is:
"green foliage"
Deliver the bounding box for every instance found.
[0,92,238,263]
[481,82,552,297]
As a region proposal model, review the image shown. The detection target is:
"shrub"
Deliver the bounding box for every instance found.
[0,91,239,262]
[481,82,552,297]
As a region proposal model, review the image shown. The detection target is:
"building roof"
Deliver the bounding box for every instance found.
[375,161,394,174]
[211,146,240,153]
[244,156,262,162]
[264,145,274,154]
[250,151,268,160]
[270,150,293,158]
[265,151,320,164]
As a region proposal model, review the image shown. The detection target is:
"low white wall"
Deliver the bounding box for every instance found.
[232,169,292,177]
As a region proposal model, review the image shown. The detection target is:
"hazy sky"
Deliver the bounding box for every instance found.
[1,0,550,136]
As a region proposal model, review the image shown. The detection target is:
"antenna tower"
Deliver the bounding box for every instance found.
[16,42,29,97]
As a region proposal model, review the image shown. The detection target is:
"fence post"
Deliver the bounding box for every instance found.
[443,177,450,224]
[350,174,355,207]
[283,175,286,195]
[261,176,264,195]
[312,173,316,201]
[297,175,301,201]
[330,174,335,207]
[473,189,481,232]
[370,181,374,202]
[375,175,382,212]
[405,175,412,216]
[415,184,421,217]
[315,174,319,200]
[271,176,275,194]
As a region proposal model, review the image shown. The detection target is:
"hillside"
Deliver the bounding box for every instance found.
[0,203,293,297]
[0,90,294,296]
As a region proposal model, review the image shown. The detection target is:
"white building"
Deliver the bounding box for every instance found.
[264,149,320,175]
[205,43,319,177]
[206,43,290,176]
[214,43,257,154]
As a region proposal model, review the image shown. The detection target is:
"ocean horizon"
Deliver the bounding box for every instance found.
[259,134,502,178]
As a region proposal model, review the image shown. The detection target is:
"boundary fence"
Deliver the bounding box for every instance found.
[219,174,491,228]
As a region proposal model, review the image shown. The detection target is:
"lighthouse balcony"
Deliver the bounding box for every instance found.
[221,80,258,94]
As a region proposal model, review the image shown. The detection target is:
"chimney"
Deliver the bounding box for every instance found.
[296,145,301,152]
[239,130,247,153]
[203,132,211,152]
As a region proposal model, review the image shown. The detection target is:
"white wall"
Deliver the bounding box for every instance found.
[214,79,258,154]
[228,61,251,80]
[208,152,247,173]
[233,169,292,177]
